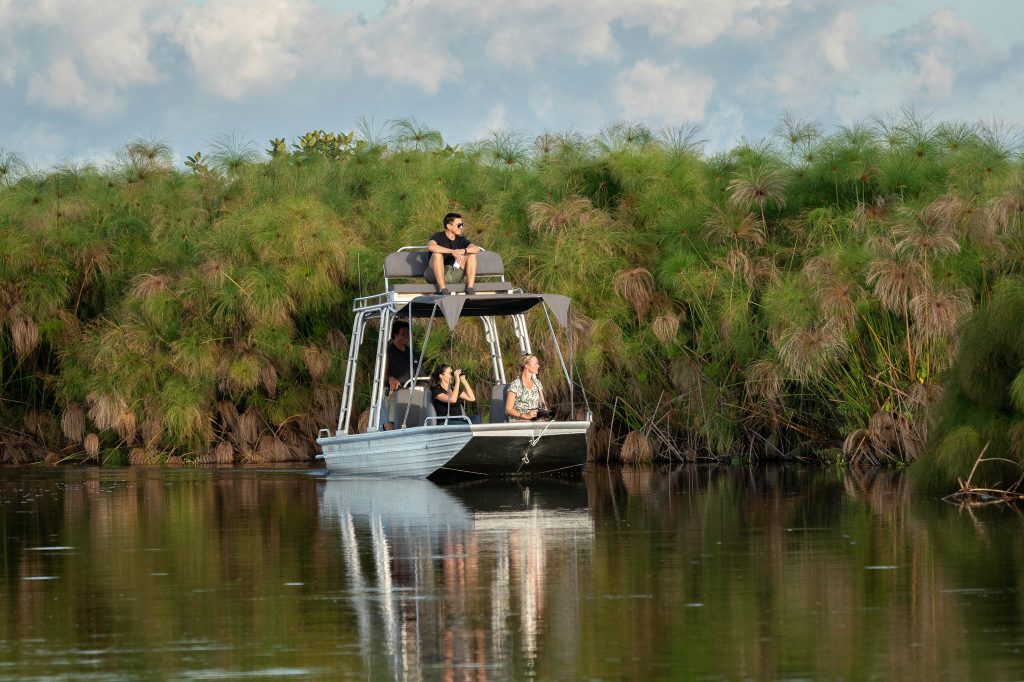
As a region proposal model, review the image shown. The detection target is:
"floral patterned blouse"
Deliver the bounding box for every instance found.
[508,377,543,417]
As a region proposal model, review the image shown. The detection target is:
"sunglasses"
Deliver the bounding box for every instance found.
[454,222,464,228]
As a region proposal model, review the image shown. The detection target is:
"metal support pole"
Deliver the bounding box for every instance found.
[368,308,392,432]
[482,316,505,384]
[337,311,366,434]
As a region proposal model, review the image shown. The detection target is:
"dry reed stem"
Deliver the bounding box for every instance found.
[114,410,137,443]
[128,447,160,465]
[257,435,289,462]
[216,401,240,432]
[260,363,278,395]
[938,443,1024,506]
[909,288,972,341]
[613,268,655,319]
[84,433,100,460]
[745,359,784,403]
[141,415,163,445]
[652,313,679,344]
[356,409,370,434]
[620,430,653,464]
[237,407,261,448]
[214,441,236,464]
[326,329,347,351]
[61,403,85,443]
[240,446,267,464]
[587,426,612,462]
[10,314,39,359]
[86,393,127,431]
[303,345,331,381]
[131,273,170,299]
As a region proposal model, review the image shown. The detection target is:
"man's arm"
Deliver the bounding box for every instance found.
[427,238,455,255]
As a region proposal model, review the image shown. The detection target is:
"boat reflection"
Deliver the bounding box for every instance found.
[317,476,592,680]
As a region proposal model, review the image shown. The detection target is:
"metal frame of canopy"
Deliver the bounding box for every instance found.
[333,291,580,437]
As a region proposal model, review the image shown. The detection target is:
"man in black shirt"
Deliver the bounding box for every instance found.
[426,212,481,295]
[382,321,419,430]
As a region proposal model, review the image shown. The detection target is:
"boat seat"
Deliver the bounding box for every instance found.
[384,250,511,294]
[490,383,511,423]
[390,386,432,428]
[390,281,515,294]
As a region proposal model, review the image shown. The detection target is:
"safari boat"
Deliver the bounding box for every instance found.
[316,247,591,478]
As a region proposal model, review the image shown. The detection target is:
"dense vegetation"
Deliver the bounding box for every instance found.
[1,115,1022,485]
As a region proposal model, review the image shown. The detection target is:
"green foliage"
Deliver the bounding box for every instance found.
[3,113,1024,478]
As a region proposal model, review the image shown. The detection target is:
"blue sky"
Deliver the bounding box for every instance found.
[1,0,1022,167]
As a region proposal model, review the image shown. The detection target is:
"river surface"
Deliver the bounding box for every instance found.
[1,465,1023,680]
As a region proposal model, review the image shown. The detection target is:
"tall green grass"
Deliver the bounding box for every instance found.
[1,115,1022,484]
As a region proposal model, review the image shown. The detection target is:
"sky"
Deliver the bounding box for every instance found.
[1,0,1023,167]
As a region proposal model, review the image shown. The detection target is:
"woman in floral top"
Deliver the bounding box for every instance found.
[505,354,548,421]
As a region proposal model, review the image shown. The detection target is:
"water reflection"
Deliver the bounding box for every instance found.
[318,477,592,680]
[2,466,1024,679]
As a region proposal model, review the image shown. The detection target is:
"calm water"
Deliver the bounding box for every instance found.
[1,465,1023,680]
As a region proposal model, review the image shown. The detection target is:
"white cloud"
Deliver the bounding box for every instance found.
[26,59,105,113]
[349,1,462,92]
[476,1,618,68]
[892,9,986,103]
[1,0,163,112]
[613,60,714,123]
[910,50,954,99]
[820,9,858,72]
[175,0,309,99]
[928,7,977,41]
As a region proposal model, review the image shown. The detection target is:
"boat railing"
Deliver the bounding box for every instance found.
[423,415,472,426]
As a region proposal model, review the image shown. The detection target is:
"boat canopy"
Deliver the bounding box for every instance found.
[397,293,571,329]
[330,247,585,436]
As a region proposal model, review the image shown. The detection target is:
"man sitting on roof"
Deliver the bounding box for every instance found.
[425,212,480,295]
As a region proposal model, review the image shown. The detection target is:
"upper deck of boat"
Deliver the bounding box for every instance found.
[351,247,570,326]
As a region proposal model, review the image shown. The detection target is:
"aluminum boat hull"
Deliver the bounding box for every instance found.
[316,420,589,478]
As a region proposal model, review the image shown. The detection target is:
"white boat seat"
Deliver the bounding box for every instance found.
[391,386,432,428]
[490,383,511,423]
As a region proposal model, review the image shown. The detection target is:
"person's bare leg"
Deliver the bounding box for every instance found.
[465,253,477,288]
[429,253,447,292]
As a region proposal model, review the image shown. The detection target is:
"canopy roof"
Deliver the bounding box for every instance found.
[396,293,571,330]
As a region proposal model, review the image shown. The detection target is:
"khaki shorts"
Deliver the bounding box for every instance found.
[424,265,467,285]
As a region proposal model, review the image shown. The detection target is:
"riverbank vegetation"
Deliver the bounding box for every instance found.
[1,114,1022,486]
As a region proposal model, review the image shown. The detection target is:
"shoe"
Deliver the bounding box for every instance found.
[465,287,476,295]
[437,288,451,296]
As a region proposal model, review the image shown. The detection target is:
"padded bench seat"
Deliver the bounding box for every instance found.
[390,281,516,294]
[385,250,510,295]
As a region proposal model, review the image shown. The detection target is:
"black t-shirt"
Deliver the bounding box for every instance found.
[428,230,471,267]
[431,387,465,419]
[385,342,418,386]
